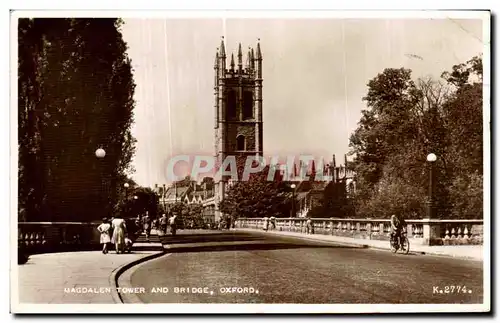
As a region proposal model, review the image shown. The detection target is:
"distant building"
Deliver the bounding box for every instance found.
[291,154,356,218]
[154,178,215,215]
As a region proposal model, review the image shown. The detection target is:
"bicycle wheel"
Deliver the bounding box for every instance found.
[401,237,410,255]
[390,238,397,253]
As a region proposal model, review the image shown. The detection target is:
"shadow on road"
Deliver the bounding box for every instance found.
[159,231,367,254]
[165,242,366,254]
[160,232,265,245]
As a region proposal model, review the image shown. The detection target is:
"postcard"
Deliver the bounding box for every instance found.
[11,9,490,314]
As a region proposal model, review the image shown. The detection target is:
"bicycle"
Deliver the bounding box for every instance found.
[390,231,410,255]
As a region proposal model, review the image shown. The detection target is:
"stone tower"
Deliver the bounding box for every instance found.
[213,37,263,221]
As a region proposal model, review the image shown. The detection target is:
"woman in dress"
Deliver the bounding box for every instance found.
[97,217,111,254]
[111,217,127,254]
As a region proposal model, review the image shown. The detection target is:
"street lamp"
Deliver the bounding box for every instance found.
[426,153,437,219]
[95,148,106,219]
[95,148,106,159]
[290,184,296,218]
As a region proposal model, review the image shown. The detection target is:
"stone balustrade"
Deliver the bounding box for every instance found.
[235,218,483,246]
[18,222,102,256]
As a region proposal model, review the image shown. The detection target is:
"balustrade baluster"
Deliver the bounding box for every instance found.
[464,226,469,239]
[412,225,418,238]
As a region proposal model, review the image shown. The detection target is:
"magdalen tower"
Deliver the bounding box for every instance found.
[213,37,263,221]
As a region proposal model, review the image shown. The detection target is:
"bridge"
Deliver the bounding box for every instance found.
[17,219,485,307]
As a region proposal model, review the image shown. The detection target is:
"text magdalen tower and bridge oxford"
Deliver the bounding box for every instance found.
[214,37,264,221]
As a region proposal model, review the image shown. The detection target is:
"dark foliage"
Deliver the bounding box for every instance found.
[18,18,137,221]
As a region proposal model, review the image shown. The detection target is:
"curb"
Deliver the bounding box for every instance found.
[234,228,482,260]
[118,253,173,304]
[109,250,167,304]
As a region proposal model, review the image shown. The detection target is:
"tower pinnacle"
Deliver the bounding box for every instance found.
[237,43,243,68]
[230,53,235,71]
[256,39,262,59]
[246,47,253,68]
[219,36,226,57]
[251,48,255,69]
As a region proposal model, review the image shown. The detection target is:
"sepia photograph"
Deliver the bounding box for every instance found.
[11,9,490,314]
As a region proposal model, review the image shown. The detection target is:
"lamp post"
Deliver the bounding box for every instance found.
[124,183,130,217]
[426,153,437,219]
[290,183,296,218]
[132,195,139,217]
[95,148,106,219]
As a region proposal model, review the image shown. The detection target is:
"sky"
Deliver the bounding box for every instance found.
[120,17,484,187]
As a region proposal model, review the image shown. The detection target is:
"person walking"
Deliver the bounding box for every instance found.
[143,211,152,241]
[263,216,269,231]
[306,217,313,234]
[97,217,111,254]
[269,216,276,230]
[160,213,168,235]
[169,212,178,236]
[111,216,127,254]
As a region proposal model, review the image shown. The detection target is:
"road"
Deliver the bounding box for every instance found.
[128,230,483,304]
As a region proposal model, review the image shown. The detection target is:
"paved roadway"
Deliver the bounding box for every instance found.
[129,230,483,304]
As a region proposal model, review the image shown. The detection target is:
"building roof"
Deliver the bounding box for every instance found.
[164,186,191,200]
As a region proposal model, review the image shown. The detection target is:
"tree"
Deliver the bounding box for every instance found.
[219,164,290,218]
[349,68,420,196]
[348,56,483,219]
[348,68,423,216]
[182,204,205,229]
[18,18,45,222]
[18,18,137,221]
[121,186,159,219]
[441,56,483,219]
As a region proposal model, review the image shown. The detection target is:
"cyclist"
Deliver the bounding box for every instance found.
[390,213,407,247]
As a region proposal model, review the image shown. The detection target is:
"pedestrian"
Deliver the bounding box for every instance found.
[270,216,276,230]
[169,212,178,235]
[97,217,111,254]
[143,211,152,241]
[111,216,127,254]
[306,217,313,234]
[160,213,168,235]
[263,216,269,231]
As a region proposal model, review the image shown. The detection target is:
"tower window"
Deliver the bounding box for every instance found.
[236,135,246,151]
[243,91,253,120]
[226,90,237,119]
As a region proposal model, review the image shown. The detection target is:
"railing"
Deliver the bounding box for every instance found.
[18,222,103,257]
[235,218,484,246]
